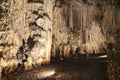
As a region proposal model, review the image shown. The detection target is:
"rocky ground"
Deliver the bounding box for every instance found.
[2,58,108,80]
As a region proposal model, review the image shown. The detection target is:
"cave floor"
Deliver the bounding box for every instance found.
[3,59,108,80]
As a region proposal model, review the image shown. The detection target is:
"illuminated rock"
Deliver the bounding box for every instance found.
[35,18,45,27]
[0,0,120,79]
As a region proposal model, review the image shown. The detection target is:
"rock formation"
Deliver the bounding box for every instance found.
[0,0,54,78]
[52,0,120,57]
[0,0,120,79]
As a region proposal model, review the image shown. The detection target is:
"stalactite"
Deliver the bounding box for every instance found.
[52,0,119,58]
[0,0,119,79]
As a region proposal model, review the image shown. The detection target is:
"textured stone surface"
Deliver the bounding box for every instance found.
[52,0,120,58]
[0,0,54,78]
[0,0,120,79]
[108,51,120,80]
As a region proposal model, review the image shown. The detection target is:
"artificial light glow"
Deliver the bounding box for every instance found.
[37,70,55,79]
[98,55,107,58]
[41,70,55,77]
[49,70,55,75]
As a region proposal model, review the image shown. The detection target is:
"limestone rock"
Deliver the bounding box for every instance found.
[35,18,45,27]
[0,0,120,79]
[52,0,120,58]
[0,0,54,77]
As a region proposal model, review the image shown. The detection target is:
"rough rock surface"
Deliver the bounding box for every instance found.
[52,0,120,57]
[0,0,54,78]
[0,0,120,80]
[108,50,120,80]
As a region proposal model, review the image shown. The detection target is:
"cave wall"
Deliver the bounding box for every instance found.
[0,0,54,78]
[52,0,120,58]
[52,1,120,80]
[0,0,120,79]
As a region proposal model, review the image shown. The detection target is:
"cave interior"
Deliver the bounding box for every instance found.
[0,0,120,80]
